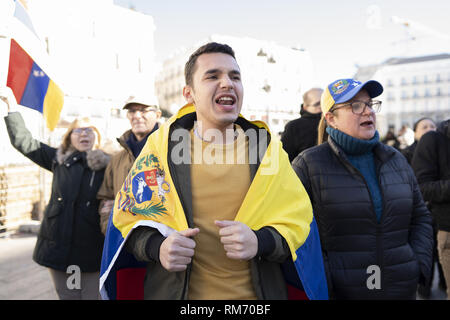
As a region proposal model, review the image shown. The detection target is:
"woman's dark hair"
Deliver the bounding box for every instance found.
[184,42,236,86]
[413,117,435,132]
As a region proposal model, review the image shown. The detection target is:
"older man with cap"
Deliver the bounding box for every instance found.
[97,95,161,234]
[292,78,433,299]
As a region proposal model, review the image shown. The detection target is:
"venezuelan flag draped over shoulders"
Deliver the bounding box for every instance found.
[5,0,64,131]
[100,104,328,300]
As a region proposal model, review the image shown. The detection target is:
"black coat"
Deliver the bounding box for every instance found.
[292,137,433,299]
[401,141,417,165]
[4,113,107,272]
[412,120,450,232]
[281,109,321,162]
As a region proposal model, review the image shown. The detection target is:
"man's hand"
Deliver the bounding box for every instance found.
[99,200,114,216]
[0,87,18,113]
[98,200,114,235]
[215,220,258,260]
[159,228,199,272]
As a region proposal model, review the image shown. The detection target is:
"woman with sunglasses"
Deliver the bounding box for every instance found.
[1,87,109,299]
[291,79,433,299]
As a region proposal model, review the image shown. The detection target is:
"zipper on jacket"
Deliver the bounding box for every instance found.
[256,257,266,299]
[89,171,95,187]
[376,225,383,294]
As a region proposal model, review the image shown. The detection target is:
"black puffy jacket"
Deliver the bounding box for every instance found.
[412,120,450,232]
[281,109,321,162]
[5,112,107,272]
[292,137,433,299]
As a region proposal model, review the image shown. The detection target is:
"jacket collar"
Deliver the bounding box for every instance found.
[328,135,396,168]
[56,146,82,166]
[56,146,109,170]
[300,108,322,119]
[166,104,271,228]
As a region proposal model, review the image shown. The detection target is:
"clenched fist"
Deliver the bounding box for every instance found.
[159,228,199,272]
[215,220,258,261]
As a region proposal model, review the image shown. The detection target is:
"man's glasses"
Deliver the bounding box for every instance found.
[127,107,157,115]
[307,101,321,108]
[332,100,382,115]
[72,127,94,135]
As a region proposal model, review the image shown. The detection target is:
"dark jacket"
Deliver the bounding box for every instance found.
[412,120,450,232]
[124,112,292,299]
[281,109,321,162]
[4,112,108,272]
[292,137,433,299]
[401,141,417,165]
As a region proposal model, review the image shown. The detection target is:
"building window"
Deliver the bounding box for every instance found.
[436,74,441,83]
[110,108,120,118]
[436,87,442,96]
[401,77,407,86]
[267,56,276,64]
[401,91,408,100]
[257,49,267,57]
[387,79,394,87]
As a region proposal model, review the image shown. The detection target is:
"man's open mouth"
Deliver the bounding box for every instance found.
[215,95,236,106]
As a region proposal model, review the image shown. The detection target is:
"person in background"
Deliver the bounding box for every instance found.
[1,86,109,300]
[292,78,433,299]
[398,124,415,150]
[96,96,161,234]
[403,117,445,299]
[401,117,436,164]
[281,88,323,162]
[381,125,400,150]
[412,118,450,300]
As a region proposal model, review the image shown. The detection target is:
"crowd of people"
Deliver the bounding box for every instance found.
[0,41,448,301]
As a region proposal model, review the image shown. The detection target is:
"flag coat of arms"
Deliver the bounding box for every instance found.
[100,104,329,300]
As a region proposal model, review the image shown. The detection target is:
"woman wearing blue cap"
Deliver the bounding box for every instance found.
[292,78,433,299]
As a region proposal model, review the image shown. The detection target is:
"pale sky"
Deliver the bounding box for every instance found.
[113,0,450,87]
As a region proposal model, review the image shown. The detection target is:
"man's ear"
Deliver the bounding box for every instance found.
[324,112,336,129]
[183,86,194,104]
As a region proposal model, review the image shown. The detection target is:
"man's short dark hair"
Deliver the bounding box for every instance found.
[184,42,236,86]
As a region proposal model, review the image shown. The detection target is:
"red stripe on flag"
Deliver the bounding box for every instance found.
[7,39,34,104]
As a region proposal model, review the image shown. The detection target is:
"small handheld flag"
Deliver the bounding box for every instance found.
[5,0,64,131]
[7,38,64,131]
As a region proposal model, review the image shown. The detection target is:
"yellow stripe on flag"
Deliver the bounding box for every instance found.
[43,80,64,131]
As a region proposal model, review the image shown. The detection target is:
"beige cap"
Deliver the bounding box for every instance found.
[122,94,160,110]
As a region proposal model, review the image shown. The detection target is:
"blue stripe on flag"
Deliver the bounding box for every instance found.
[20,62,49,112]
[100,209,146,300]
[293,217,329,300]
